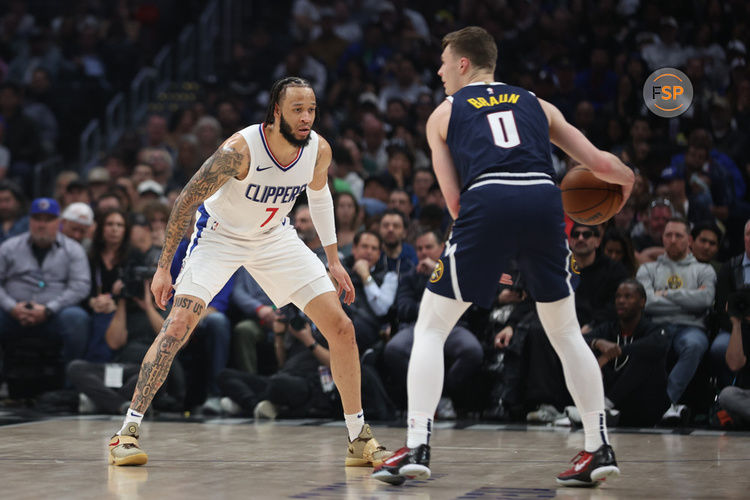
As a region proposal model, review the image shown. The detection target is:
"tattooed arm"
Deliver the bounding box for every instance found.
[151,134,249,309]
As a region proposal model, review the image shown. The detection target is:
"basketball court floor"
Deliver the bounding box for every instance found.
[1,417,749,499]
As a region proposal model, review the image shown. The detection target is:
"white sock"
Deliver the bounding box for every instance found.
[406,411,433,448]
[536,295,607,452]
[344,411,364,441]
[406,290,470,447]
[582,411,609,452]
[118,408,144,435]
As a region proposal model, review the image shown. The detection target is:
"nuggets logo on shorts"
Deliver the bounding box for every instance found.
[430,259,444,283]
[667,274,683,289]
[569,255,581,275]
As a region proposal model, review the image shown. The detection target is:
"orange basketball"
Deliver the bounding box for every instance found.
[560,166,623,225]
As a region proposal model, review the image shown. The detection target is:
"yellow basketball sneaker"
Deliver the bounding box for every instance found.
[108,423,148,466]
[345,423,392,467]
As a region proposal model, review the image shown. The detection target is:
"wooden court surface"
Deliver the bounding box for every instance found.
[1,417,749,499]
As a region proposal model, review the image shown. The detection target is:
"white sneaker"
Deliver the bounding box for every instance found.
[564,405,581,425]
[526,404,563,423]
[220,397,242,416]
[662,403,687,422]
[198,396,222,416]
[253,400,278,420]
[436,397,456,420]
[78,393,97,414]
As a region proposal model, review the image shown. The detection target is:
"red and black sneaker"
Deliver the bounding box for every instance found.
[556,444,620,487]
[371,444,431,485]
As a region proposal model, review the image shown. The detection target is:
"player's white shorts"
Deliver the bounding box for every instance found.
[174,217,334,310]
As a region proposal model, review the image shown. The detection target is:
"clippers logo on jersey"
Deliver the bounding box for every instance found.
[429,259,444,283]
[245,183,307,204]
[466,93,520,109]
[667,274,683,289]
[210,220,219,231]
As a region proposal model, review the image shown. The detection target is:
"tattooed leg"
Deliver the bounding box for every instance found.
[130,295,204,413]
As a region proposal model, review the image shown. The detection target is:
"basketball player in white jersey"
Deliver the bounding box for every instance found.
[108,77,391,468]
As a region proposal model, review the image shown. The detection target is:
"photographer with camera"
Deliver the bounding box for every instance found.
[712,220,750,387]
[716,289,750,427]
[68,208,185,414]
[218,304,335,419]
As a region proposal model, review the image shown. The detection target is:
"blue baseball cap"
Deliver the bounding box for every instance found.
[660,166,683,181]
[30,197,60,217]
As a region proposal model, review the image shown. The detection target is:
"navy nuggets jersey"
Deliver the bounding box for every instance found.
[446,82,554,190]
[427,82,574,308]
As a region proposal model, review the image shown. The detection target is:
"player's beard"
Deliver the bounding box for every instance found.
[279,113,311,147]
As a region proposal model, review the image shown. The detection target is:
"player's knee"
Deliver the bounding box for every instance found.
[328,314,355,344]
[163,309,198,342]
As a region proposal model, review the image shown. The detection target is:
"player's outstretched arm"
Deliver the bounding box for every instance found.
[538,99,634,210]
[426,100,461,219]
[308,136,354,305]
[151,134,249,309]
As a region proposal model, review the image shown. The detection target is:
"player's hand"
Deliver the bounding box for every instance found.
[328,261,355,305]
[151,267,174,310]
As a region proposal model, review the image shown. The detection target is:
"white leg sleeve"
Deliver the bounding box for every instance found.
[407,290,470,430]
[536,294,608,450]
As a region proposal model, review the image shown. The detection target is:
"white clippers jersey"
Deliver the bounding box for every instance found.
[202,124,319,238]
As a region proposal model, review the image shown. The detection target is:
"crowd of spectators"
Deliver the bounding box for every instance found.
[1,1,750,429]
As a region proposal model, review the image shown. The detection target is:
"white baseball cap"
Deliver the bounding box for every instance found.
[61,202,94,226]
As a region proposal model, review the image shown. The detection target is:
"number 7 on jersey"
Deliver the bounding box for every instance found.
[261,207,278,227]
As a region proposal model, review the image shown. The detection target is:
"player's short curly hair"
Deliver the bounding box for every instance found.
[264,77,313,125]
[442,26,497,73]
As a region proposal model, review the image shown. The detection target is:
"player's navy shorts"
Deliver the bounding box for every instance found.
[427,172,574,308]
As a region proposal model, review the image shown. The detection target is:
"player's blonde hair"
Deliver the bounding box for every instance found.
[442,26,497,73]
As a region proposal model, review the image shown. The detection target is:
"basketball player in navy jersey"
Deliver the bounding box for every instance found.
[107,77,390,468]
[373,27,634,487]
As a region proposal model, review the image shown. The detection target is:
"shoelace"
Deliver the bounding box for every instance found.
[569,450,588,463]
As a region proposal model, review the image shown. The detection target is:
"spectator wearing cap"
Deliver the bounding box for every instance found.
[641,17,688,71]
[87,167,111,202]
[0,197,91,367]
[657,166,712,226]
[0,179,28,244]
[136,179,165,209]
[632,198,672,263]
[636,217,716,422]
[60,202,94,249]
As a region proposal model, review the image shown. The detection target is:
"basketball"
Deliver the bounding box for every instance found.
[560,166,623,225]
